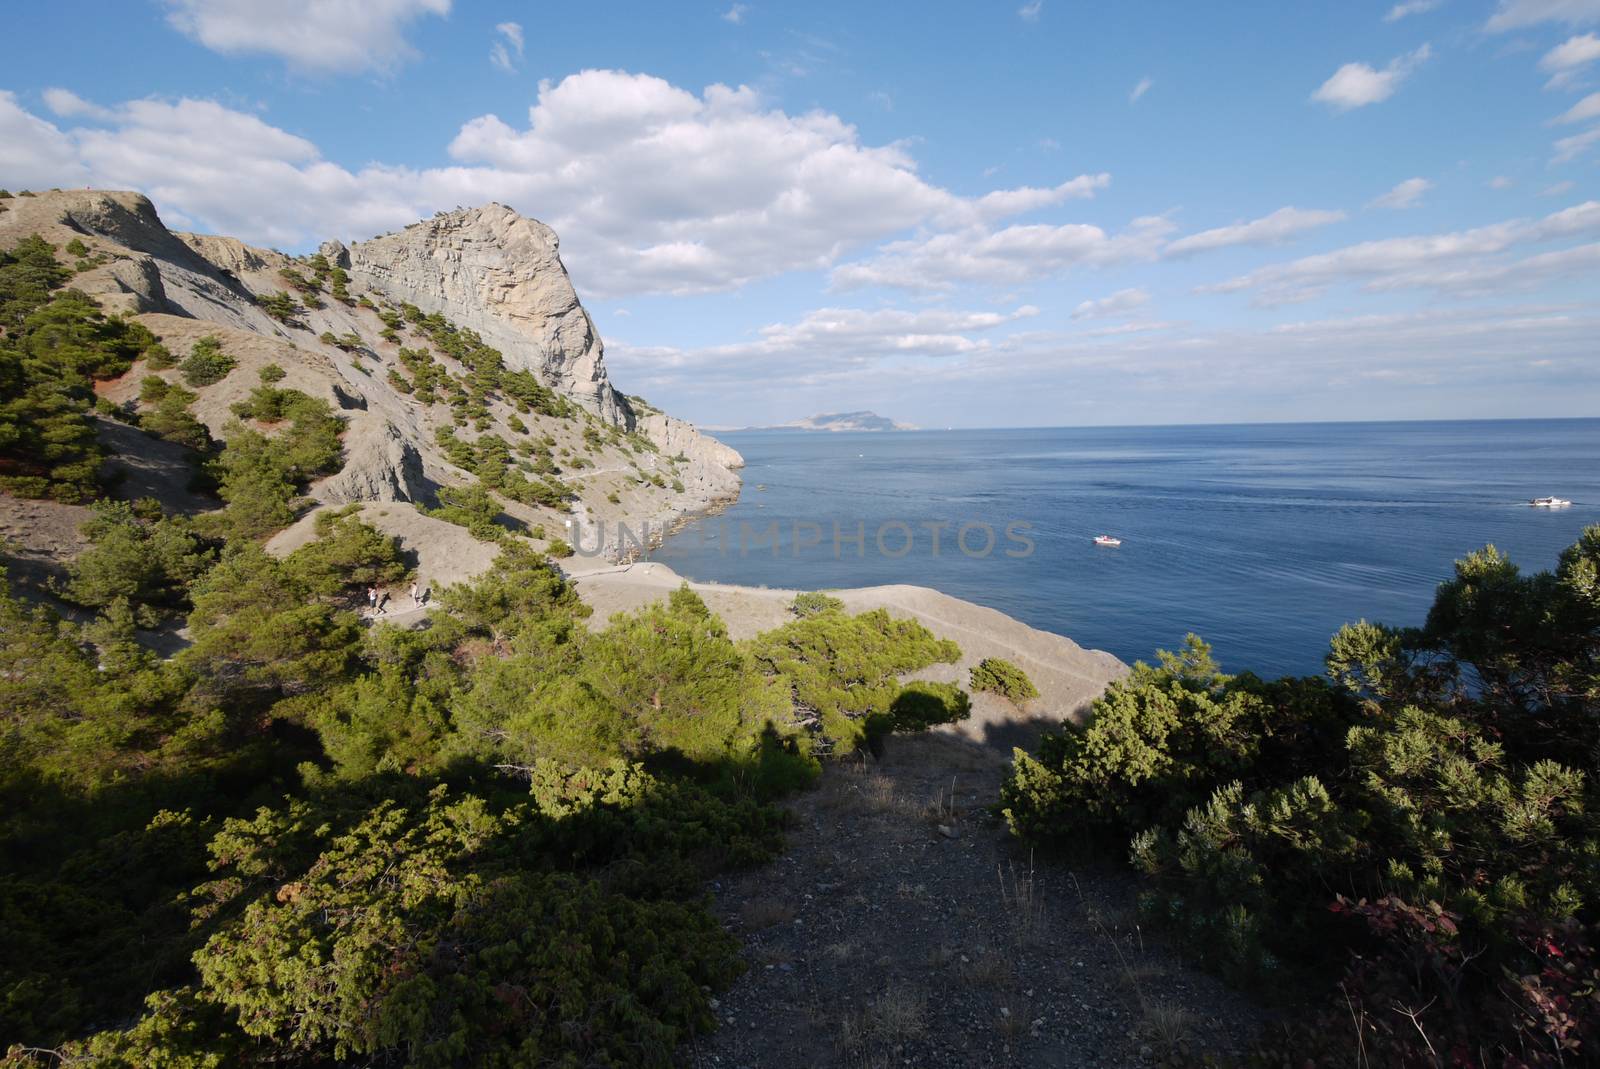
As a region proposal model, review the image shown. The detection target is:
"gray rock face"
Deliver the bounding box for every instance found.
[347,205,625,425]
[315,419,430,505]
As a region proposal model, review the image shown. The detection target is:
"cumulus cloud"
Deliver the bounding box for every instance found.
[1541,33,1600,88]
[1370,177,1433,209]
[608,304,1040,387]
[162,0,451,73]
[1202,200,1600,298]
[830,215,1174,292]
[0,73,1121,299]
[722,4,748,24]
[490,22,523,73]
[1018,2,1043,21]
[1553,124,1600,161]
[1071,288,1151,320]
[1312,44,1431,111]
[0,92,90,189]
[1552,91,1600,122]
[1385,0,1443,21]
[41,88,116,121]
[1164,206,1346,256]
[1486,0,1600,32]
[1130,76,1153,103]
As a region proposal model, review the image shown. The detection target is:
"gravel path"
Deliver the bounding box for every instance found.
[682,732,1267,1068]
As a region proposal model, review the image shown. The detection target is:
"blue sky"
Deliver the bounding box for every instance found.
[2,0,1598,428]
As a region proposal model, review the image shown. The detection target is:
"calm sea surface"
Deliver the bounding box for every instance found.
[650,420,1600,678]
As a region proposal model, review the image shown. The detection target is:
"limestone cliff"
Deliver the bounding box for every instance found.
[0,189,742,574]
[344,205,624,425]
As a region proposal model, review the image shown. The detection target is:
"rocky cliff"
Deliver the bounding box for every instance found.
[0,189,741,575]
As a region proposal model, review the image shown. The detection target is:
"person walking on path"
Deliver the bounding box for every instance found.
[410,579,421,607]
[376,589,390,616]
[366,586,378,615]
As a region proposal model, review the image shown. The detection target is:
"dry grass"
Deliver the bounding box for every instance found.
[739,897,795,931]
[838,985,927,1053]
[1138,1000,1196,1058]
[961,946,1014,988]
[823,939,857,962]
[997,856,1045,947]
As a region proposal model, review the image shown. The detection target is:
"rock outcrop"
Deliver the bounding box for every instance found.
[346,205,625,425]
[0,188,743,577]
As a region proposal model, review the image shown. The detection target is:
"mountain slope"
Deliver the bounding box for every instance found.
[0,189,740,581]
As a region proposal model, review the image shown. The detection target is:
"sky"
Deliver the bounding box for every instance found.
[2,1,1598,428]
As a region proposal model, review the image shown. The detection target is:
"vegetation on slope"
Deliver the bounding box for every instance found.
[0,261,969,1063]
[1002,527,1600,1065]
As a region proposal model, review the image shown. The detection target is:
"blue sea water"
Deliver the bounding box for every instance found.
[649,420,1600,678]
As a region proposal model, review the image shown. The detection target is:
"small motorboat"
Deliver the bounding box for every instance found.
[1093,535,1122,547]
[1530,496,1572,508]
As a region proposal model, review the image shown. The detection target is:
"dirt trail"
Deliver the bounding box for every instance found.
[683,733,1266,1068]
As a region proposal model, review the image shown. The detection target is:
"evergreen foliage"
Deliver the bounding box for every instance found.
[1001,528,1600,1063]
[969,657,1039,702]
[178,335,236,387]
[0,236,163,501]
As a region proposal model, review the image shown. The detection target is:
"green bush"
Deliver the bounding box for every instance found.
[178,335,236,387]
[791,590,844,617]
[1,237,164,501]
[888,679,972,731]
[969,657,1039,702]
[66,501,214,626]
[745,607,960,753]
[1002,527,1600,1062]
[547,537,574,558]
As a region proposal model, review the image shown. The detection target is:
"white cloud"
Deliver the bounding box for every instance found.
[1203,200,1600,297]
[1487,0,1600,32]
[722,4,748,24]
[1130,77,1153,103]
[1164,206,1346,256]
[1072,288,1151,320]
[0,91,90,189]
[1552,91,1600,122]
[1543,179,1578,195]
[1553,124,1600,161]
[490,21,524,73]
[1489,175,1515,189]
[162,0,451,73]
[41,88,116,121]
[1370,177,1433,209]
[609,304,1040,388]
[970,173,1109,221]
[1018,1,1043,21]
[1312,44,1432,111]
[1385,0,1443,21]
[1540,33,1600,88]
[1,74,1122,299]
[830,215,1174,292]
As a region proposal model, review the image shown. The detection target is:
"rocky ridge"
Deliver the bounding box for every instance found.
[0,189,741,579]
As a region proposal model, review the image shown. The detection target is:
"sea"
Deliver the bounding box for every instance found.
[647,419,1600,678]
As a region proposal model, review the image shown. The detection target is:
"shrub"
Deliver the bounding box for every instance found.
[1002,528,1600,1063]
[178,335,236,387]
[547,537,574,558]
[888,680,972,731]
[745,608,960,753]
[969,657,1039,703]
[791,590,845,618]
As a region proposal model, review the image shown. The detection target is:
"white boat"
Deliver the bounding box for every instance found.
[1093,535,1122,547]
[1530,496,1572,508]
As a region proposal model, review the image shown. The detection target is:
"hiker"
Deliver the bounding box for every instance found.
[376,589,390,616]
[409,579,420,607]
[366,586,378,613]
